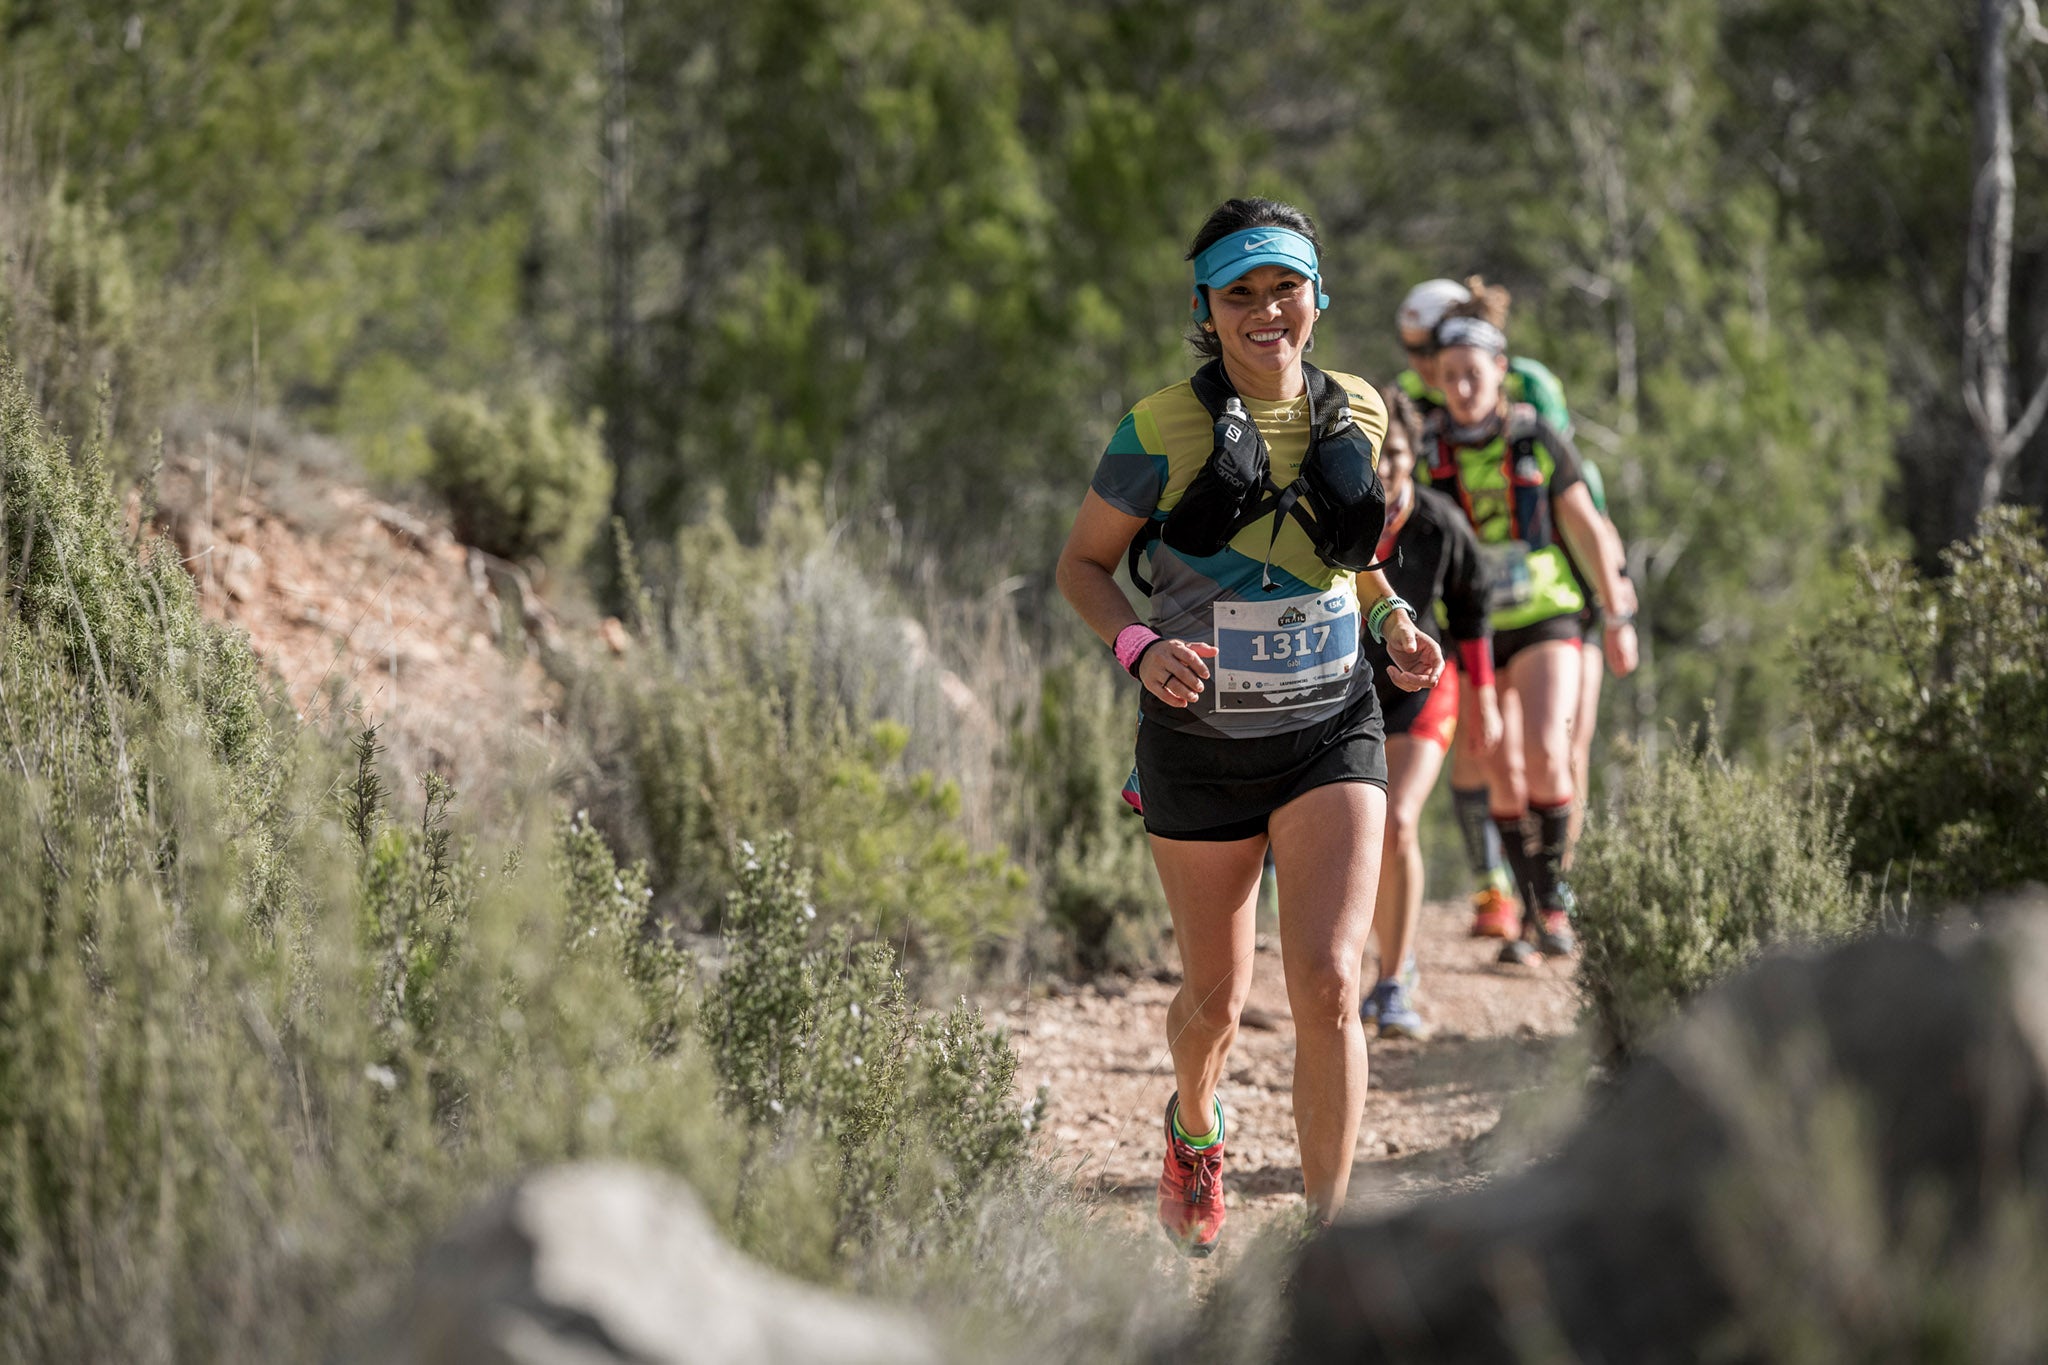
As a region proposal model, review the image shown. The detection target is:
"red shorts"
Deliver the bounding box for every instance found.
[1379,660,1459,751]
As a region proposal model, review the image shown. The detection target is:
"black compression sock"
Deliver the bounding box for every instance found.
[1531,799,1577,914]
[1491,810,1542,912]
[1454,785,1512,892]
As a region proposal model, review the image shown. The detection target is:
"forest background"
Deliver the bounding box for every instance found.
[11,0,2031,752]
[5,1,2048,1359]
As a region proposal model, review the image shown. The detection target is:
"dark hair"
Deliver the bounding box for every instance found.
[1379,384,1422,456]
[1185,197,1323,358]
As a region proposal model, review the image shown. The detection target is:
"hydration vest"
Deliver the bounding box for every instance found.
[1422,404,1585,629]
[1128,360,1389,595]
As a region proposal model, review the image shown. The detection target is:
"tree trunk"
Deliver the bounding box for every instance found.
[1957,0,2048,541]
[599,0,637,538]
[1565,11,1657,760]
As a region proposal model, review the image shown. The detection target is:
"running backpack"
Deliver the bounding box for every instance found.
[1424,404,1556,553]
[1130,360,1390,593]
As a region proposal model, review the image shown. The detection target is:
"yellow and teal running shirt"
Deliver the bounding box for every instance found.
[1091,371,1390,738]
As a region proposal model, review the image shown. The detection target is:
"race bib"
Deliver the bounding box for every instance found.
[1212,585,1360,712]
[1479,541,1536,612]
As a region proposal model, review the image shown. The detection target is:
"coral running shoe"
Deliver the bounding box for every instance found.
[1468,886,1523,940]
[1156,1092,1226,1257]
[1497,937,1541,966]
[1532,908,1577,957]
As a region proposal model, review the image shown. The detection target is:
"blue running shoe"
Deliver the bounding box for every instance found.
[1369,978,1431,1041]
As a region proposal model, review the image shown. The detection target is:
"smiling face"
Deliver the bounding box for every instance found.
[1437,344,1510,427]
[1202,263,1318,398]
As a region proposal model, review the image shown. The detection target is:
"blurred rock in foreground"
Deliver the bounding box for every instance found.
[355,1162,943,1365]
[1283,904,2048,1363]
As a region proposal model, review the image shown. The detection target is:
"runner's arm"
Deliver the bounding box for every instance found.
[1056,490,1149,647]
[1437,512,1494,673]
[1056,491,1215,706]
[1554,484,1634,623]
[1554,484,1638,678]
[1358,566,1444,692]
[1537,421,1636,627]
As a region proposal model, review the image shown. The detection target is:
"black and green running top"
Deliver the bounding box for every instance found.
[1397,355,1573,437]
[1421,406,1588,633]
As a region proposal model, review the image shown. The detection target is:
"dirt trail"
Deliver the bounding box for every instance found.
[995,897,1586,1257]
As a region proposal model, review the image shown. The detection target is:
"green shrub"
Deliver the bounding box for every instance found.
[1800,507,2048,907]
[423,389,610,567]
[562,483,1028,965]
[1575,737,1873,1058]
[701,833,1041,1260]
[0,626,1077,1357]
[810,722,1031,963]
[0,353,287,920]
[2,355,269,766]
[0,349,1198,1365]
[0,172,165,461]
[0,649,768,1359]
[1006,653,1162,972]
[556,808,696,1052]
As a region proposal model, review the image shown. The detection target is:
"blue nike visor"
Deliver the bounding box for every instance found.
[1191,226,1331,321]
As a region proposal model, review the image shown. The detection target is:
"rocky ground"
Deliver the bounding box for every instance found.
[997,896,1590,1269]
[152,426,594,798]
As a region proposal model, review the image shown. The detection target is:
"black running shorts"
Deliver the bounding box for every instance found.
[1492,614,1582,672]
[1136,683,1388,842]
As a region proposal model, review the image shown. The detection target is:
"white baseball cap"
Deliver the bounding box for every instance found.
[1395,279,1472,338]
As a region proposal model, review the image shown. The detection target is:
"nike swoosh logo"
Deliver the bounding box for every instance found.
[1242,234,1286,252]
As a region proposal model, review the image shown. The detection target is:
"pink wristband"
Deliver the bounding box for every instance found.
[1114,623,1163,676]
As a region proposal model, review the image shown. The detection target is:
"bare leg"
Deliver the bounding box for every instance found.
[1486,676,1529,817]
[1449,679,1490,791]
[1373,735,1447,980]
[1502,641,1585,948]
[1148,833,1267,1139]
[1508,640,1582,808]
[1567,639,1604,864]
[1268,780,1386,1219]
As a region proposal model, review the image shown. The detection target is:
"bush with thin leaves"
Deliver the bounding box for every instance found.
[1800,507,2048,908]
[1006,654,1162,972]
[702,833,1042,1258]
[0,356,1131,1361]
[424,389,610,567]
[557,808,695,1051]
[1575,737,1874,1059]
[563,483,1029,965]
[0,169,165,460]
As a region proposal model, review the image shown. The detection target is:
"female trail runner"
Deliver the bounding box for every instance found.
[1394,277,1570,941]
[1358,385,1499,1040]
[1056,197,1441,1250]
[1422,280,1636,960]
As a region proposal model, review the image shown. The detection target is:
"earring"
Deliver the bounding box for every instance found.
[1202,323,1216,333]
